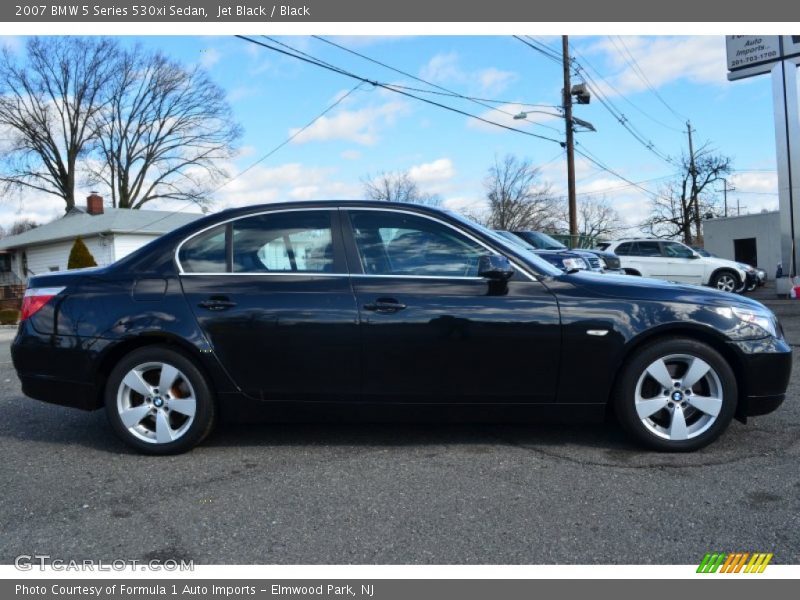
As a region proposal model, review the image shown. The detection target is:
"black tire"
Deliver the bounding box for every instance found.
[614,338,737,452]
[624,269,642,276]
[710,269,740,293]
[105,345,216,454]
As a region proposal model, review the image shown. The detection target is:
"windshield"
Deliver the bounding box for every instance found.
[519,231,566,250]
[444,212,563,277]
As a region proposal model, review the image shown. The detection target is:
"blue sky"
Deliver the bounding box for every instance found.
[0,35,782,231]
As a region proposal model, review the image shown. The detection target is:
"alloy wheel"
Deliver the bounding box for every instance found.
[634,354,723,441]
[116,361,197,444]
[715,274,737,292]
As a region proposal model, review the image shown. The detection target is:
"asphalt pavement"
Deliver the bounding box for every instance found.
[0,287,798,565]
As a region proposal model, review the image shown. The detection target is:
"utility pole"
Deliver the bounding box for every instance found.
[717,178,735,217]
[686,120,700,244]
[563,35,578,248]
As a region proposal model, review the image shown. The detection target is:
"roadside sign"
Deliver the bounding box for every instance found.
[727,35,800,80]
[726,36,781,74]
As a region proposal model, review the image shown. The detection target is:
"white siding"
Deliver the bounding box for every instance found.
[9,233,159,282]
[703,211,781,274]
[111,233,161,261]
[22,236,113,278]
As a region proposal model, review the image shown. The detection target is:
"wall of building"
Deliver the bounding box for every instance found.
[703,211,781,274]
[9,233,159,281]
[112,233,160,261]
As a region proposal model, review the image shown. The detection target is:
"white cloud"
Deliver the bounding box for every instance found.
[340,149,362,160]
[419,52,462,84]
[419,52,518,96]
[477,68,517,94]
[584,36,728,99]
[0,36,23,54]
[289,99,408,146]
[408,158,455,185]
[199,47,221,70]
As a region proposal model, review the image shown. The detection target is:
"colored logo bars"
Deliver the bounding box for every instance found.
[697,552,774,573]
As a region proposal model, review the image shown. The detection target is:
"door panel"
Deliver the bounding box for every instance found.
[181,274,359,401]
[352,276,561,403]
[178,209,360,402]
[343,208,561,404]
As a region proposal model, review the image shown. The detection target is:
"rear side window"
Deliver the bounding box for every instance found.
[178,225,227,273]
[630,241,662,257]
[231,211,337,273]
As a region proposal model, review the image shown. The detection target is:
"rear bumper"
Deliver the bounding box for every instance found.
[18,374,100,411]
[11,322,104,411]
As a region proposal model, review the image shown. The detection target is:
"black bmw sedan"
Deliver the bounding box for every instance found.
[11,201,791,454]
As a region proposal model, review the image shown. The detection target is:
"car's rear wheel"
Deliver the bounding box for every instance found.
[710,270,739,293]
[105,346,216,454]
[614,338,737,451]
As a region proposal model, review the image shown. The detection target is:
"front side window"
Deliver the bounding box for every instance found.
[662,242,695,258]
[349,210,487,277]
[232,211,336,273]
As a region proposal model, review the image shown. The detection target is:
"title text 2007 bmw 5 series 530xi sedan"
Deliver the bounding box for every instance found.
[11,201,792,454]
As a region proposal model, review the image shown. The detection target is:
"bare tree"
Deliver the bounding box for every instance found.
[555,196,625,241]
[0,37,119,211]
[362,170,441,206]
[483,154,557,231]
[89,48,241,209]
[644,146,731,244]
[8,218,38,236]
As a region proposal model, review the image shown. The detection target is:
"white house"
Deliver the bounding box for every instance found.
[0,194,201,294]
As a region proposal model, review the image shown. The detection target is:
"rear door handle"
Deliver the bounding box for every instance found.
[363,298,407,313]
[198,298,237,311]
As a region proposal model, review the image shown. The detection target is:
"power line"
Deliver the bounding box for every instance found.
[122,82,367,235]
[311,35,563,133]
[237,35,564,145]
[574,142,661,200]
[612,36,688,123]
[513,36,562,65]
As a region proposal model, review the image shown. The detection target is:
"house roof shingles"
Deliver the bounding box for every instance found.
[0,208,202,251]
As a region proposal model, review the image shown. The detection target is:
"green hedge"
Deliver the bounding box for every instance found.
[0,308,20,325]
[68,237,98,269]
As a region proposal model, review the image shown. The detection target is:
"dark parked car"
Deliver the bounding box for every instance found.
[11,201,791,454]
[510,230,624,274]
[494,230,589,272]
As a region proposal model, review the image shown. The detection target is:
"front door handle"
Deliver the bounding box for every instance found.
[198,297,237,311]
[363,298,407,313]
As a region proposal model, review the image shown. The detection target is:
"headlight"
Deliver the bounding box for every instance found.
[715,306,778,338]
[598,257,608,269]
[562,257,587,271]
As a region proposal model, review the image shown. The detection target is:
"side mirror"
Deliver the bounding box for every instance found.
[478,255,514,281]
[690,252,701,259]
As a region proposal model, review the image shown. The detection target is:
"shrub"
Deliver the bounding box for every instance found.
[67,237,98,269]
[0,308,20,325]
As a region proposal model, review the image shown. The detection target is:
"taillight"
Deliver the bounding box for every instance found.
[20,287,65,321]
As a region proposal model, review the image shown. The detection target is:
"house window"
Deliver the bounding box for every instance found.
[0,255,10,272]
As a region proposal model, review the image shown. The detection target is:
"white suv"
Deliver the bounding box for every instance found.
[599,239,748,292]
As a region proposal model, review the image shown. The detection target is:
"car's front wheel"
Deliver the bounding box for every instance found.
[710,270,740,293]
[614,338,737,451]
[105,346,216,454]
